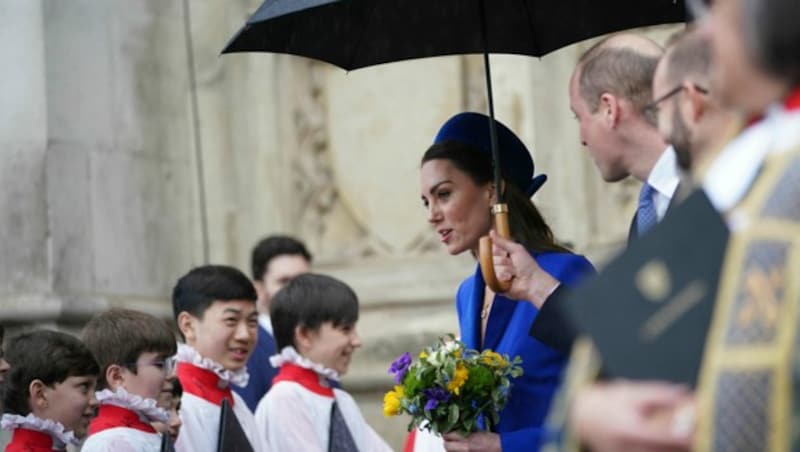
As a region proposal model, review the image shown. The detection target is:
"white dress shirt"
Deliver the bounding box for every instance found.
[646,146,681,221]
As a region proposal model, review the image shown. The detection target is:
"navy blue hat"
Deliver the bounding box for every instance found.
[433,112,547,197]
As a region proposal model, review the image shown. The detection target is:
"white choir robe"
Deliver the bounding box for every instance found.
[175,363,267,452]
[255,363,391,452]
[81,427,161,452]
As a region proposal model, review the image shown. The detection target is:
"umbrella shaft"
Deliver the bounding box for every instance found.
[479,0,504,203]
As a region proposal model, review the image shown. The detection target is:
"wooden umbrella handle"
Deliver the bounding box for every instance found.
[479,204,512,293]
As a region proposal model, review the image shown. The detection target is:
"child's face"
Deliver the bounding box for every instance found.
[152,379,182,442]
[41,375,97,438]
[182,300,258,370]
[119,351,172,400]
[300,322,362,376]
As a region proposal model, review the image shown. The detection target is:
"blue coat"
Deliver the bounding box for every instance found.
[456,251,594,452]
[233,323,278,412]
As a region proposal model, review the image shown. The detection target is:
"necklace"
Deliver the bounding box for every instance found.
[481,300,493,319]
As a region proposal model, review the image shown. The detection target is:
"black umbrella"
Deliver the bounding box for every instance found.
[222,0,686,291]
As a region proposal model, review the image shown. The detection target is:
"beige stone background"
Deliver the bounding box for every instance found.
[0,0,680,449]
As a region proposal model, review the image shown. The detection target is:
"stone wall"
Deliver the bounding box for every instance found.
[0,0,680,448]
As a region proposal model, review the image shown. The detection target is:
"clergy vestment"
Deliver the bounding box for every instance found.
[694,89,800,451]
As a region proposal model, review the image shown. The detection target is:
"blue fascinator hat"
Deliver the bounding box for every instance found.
[433,112,547,197]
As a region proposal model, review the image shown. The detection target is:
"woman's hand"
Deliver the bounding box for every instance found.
[442,431,501,452]
[490,230,560,308]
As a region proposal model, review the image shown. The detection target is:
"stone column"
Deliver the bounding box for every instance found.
[0,0,51,321]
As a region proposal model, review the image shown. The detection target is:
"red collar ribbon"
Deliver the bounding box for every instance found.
[88,404,157,436]
[5,428,58,452]
[176,362,234,406]
[272,363,334,398]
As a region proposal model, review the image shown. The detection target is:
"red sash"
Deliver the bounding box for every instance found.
[784,86,800,111]
[272,363,334,397]
[5,428,58,452]
[176,362,234,406]
[87,404,157,436]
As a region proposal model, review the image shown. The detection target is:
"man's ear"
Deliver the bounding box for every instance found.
[177,312,196,343]
[29,379,48,412]
[599,93,621,128]
[686,83,706,121]
[105,364,124,391]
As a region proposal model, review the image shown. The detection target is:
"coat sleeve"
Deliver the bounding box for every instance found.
[527,284,578,354]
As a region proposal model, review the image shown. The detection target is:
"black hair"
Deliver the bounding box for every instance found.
[172,265,257,321]
[3,330,99,415]
[251,235,312,281]
[422,141,569,254]
[271,273,359,350]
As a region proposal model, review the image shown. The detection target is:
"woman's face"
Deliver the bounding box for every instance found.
[420,159,493,255]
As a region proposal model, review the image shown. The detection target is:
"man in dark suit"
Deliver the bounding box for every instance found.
[233,235,311,412]
[568,33,680,243]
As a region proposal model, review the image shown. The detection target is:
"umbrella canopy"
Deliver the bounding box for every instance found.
[222,0,686,68]
[221,0,687,291]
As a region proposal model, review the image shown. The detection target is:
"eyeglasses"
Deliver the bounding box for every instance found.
[642,84,709,116]
[125,356,178,375]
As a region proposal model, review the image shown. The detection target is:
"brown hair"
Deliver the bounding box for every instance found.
[81,308,176,390]
[422,142,569,254]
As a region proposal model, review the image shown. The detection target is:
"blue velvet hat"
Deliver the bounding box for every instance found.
[433,112,547,197]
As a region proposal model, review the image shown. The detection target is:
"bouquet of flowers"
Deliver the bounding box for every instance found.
[383,335,523,435]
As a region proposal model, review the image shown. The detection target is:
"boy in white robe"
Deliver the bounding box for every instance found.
[171,265,266,452]
[254,273,392,452]
[81,308,177,451]
[1,330,99,452]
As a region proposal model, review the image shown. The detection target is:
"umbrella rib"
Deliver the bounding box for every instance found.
[521,0,540,55]
[346,0,379,70]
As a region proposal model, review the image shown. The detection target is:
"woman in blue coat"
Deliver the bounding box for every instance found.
[418,112,595,452]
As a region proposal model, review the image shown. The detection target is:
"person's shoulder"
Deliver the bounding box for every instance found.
[534,251,596,286]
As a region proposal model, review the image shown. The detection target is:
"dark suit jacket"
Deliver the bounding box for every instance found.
[232,323,278,412]
[533,182,686,351]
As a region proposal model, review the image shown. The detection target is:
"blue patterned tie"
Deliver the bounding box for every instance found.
[329,401,358,452]
[636,183,658,235]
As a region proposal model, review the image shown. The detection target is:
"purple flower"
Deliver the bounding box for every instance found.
[388,352,412,384]
[423,387,450,411]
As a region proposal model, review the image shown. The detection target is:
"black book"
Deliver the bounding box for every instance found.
[216,399,254,452]
[561,189,729,386]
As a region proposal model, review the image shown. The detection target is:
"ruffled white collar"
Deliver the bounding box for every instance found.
[269,346,340,381]
[95,387,169,423]
[176,343,249,387]
[0,413,78,446]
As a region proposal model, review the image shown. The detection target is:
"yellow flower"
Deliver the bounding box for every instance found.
[452,349,462,358]
[446,364,469,395]
[382,385,404,417]
[482,351,508,368]
[419,351,428,359]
